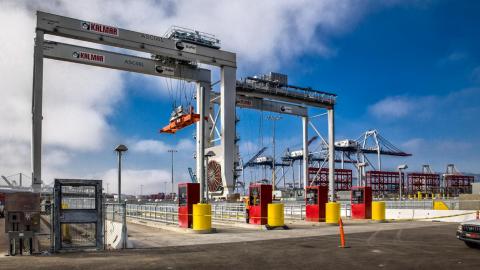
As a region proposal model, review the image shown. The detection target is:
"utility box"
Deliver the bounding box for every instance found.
[305,186,328,222]
[472,183,480,195]
[178,183,200,228]
[248,184,272,225]
[4,192,40,255]
[351,186,372,219]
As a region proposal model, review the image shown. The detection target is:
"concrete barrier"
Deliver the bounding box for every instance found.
[386,209,477,222]
[105,220,130,249]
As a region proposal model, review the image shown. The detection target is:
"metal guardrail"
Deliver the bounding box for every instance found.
[122,202,354,224]
[383,199,480,210]
[383,200,436,210]
[211,203,245,222]
[125,204,178,225]
[119,199,480,226]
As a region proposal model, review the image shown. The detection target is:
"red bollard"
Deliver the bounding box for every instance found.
[476,210,479,220]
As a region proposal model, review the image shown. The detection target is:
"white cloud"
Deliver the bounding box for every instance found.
[7,0,392,70]
[471,66,480,83]
[44,149,72,167]
[0,141,31,177]
[438,51,468,66]
[401,138,425,151]
[0,3,128,180]
[400,137,477,173]
[100,168,179,195]
[369,88,480,121]
[130,138,194,155]
[368,96,414,119]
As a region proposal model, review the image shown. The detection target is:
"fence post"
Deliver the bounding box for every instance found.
[122,202,127,249]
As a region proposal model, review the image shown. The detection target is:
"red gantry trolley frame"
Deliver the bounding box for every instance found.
[407,173,440,194]
[444,174,474,195]
[308,168,352,191]
[365,171,405,196]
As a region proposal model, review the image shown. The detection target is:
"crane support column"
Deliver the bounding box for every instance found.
[32,30,44,192]
[302,116,309,196]
[328,108,335,201]
[220,66,237,195]
[197,82,210,201]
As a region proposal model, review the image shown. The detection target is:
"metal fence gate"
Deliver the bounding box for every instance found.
[53,179,103,252]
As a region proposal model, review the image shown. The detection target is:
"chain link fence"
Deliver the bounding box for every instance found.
[38,200,54,253]
[104,203,127,250]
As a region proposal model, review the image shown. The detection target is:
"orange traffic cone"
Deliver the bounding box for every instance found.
[339,218,349,248]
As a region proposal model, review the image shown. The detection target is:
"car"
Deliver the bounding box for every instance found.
[457,219,480,248]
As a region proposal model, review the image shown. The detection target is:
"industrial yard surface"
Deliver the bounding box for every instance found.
[1,220,479,270]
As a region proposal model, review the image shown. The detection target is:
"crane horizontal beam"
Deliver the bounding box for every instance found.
[37,11,236,67]
[43,41,211,82]
[210,92,308,116]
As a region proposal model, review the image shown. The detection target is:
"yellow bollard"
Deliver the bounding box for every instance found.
[267,203,284,227]
[192,203,212,232]
[417,192,423,201]
[372,201,386,222]
[326,202,340,225]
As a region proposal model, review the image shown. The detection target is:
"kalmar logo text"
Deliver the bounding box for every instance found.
[73,51,105,63]
[81,21,119,36]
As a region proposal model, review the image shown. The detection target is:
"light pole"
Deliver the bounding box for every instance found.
[397,164,408,201]
[267,115,282,191]
[140,184,144,197]
[204,151,216,202]
[168,149,178,195]
[114,144,128,203]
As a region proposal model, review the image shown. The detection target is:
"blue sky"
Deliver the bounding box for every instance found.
[112,1,480,172]
[0,0,479,194]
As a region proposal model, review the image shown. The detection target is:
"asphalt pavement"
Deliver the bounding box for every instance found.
[0,221,479,270]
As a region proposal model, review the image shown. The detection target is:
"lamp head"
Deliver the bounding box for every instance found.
[205,151,216,157]
[115,144,128,152]
[397,164,408,170]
